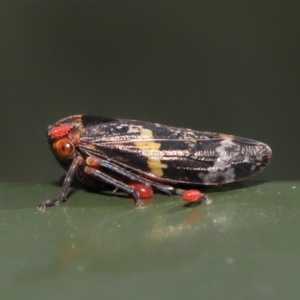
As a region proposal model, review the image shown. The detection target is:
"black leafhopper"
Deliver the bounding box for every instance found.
[38,115,272,210]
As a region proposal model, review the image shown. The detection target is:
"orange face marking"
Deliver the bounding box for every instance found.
[50,125,73,138]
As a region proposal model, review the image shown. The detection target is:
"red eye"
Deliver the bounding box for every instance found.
[50,124,73,138]
[52,138,75,159]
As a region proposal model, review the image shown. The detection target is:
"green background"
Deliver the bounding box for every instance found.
[1,1,300,299]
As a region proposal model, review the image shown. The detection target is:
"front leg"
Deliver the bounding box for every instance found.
[37,156,83,211]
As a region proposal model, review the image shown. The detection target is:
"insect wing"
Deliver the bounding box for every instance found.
[78,118,272,185]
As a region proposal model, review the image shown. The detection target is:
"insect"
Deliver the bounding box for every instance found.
[38,114,272,210]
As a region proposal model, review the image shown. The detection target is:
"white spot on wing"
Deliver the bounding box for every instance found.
[198,167,236,184]
[213,139,234,169]
[127,125,142,134]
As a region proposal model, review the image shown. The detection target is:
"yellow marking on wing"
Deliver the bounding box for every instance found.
[134,128,167,177]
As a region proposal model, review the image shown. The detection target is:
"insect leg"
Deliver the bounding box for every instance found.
[84,166,145,208]
[86,155,175,195]
[37,156,82,211]
[175,188,212,206]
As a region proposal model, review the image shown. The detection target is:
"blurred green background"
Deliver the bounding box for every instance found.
[1,1,299,182]
[1,2,300,300]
